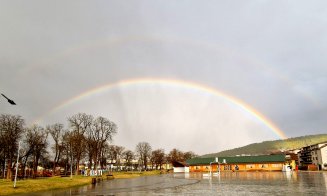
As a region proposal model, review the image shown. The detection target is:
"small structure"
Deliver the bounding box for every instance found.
[172,161,189,173]
[282,164,292,172]
[284,152,298,171]
[187,154,287,172]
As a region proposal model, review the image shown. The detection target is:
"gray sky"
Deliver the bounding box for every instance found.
[1,1,327,155]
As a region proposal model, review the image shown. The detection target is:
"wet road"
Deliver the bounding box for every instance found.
[21,172,327,195]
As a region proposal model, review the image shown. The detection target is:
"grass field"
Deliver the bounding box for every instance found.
[0,170,162,195]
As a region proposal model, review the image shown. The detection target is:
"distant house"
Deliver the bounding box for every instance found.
[162,163,173,170]
[186,154,288,172]
[298,141,327,170]
[284,153,298,171]
[172,161,189,173]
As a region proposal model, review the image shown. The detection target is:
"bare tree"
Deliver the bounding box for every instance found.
[85,116,117,170]
[167,148,184,163]
[183,151,197,160]
[108,145,124,170]
[68,113,92,175]
[166,149,197,165]
[122,150,134,170]
[100,143,110,168]
[0,114,24,179]
[47,123,66,175]
[135,142,152,170]
[149,153,155,170]
[25,125,48,178]
[107,145,116,166]
[151,149,165,170]
[0,121,5,178]
[20,141,34,178]
[61,131,74,175]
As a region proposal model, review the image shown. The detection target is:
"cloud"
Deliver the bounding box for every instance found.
[1,1,327,154]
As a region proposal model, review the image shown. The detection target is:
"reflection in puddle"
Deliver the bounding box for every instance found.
[20,172,327,195]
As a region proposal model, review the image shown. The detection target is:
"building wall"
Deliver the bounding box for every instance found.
[298,142,327,170]
[290,160,296,170]
[312,145,320,166]
[173,167,189,173]
[320,145,327,170]
[189,162,284,172]
[298,145,314,166]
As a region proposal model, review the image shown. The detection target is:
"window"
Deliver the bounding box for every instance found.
[246,164,254,169]
[224,165,231,170]
[272,164,282,168]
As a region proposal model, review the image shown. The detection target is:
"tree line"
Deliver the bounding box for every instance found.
[0,113,197,179]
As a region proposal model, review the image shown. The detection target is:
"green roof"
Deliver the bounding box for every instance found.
[186,154,285,165]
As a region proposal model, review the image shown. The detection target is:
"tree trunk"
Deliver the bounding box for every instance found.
[75,160,80,175]
[88,153,93,170]
[33,155,39,178]
[53,159,56,176]
[23,157,28,178]
[6,159,12,180]
[144,157,147,170]
[2,158,6,179]
[65,161,68,175]
[53,151,57,175]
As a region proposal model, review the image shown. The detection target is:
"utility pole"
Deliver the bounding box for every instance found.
[14,142,20,188]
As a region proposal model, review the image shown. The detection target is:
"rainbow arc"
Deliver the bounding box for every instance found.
[33,78,287,140]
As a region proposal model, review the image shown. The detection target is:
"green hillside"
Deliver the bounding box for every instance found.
[201,134,327,158]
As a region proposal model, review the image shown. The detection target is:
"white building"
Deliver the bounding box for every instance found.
[298,142,327,170]
[172,161,189,173]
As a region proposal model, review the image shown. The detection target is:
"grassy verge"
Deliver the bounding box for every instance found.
[0,170,162,195]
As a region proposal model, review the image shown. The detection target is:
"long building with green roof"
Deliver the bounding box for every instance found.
[186,154,289,172]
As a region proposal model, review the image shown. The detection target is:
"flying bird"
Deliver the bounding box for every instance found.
[1,94,16,105]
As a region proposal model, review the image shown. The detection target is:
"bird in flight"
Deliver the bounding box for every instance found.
[1,94,16,105]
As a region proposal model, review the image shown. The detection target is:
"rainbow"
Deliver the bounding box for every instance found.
[34,78,288,139]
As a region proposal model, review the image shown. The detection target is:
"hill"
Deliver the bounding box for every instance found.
[201,134,327,158]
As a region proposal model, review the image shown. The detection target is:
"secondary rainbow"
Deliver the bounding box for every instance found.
[23,35,318,107]
[34,78,288,139]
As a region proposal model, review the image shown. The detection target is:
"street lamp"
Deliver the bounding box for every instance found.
[2,93,18,187]
[14,142,20,188]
